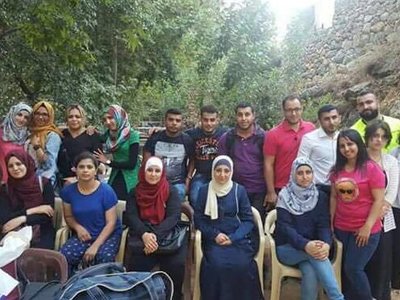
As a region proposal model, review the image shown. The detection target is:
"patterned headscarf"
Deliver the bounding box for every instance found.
[103,105,131,152]
[30,101,63,148]
[2,103,32,144]
[205,155,234,220]
[276,157,319,215]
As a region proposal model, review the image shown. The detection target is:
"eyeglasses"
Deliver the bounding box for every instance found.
[339,189,353,195]
[284,107,302,114]
[34,112,49,117]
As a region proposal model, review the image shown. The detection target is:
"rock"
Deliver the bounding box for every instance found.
[344,82,372,100]
[333,52,345,64]
[301,85,325,98]
[367,59,396,78]
[371,21,385,33]
[364,15,373,22]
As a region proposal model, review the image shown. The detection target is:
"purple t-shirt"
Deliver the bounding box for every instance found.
[218,127,266,193]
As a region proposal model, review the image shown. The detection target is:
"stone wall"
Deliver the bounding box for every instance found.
[302,0,400,86]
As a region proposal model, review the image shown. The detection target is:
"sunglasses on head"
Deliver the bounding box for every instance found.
[339,189,353,195]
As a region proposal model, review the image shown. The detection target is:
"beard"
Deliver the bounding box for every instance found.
[360,109,378,121]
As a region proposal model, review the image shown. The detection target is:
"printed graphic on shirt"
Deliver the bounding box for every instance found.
[195,137,219,161]
[335,178,359,202]
[155,141,186,183]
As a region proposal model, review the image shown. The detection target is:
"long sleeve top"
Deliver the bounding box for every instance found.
[274,189,332,251]
[381,153,399,205]
[125,184,181,240]
[194,182,254,243]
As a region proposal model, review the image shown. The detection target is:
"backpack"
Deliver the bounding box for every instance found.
[20,262,173,300]
[225,127,265,160]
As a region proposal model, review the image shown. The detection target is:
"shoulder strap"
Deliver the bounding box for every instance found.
[235,183,239,219]
[225,129,236,159]
[38,176,43,193]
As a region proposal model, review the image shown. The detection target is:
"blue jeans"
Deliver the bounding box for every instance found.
[277,244,344,300]
[173,183,187,202]
[189,173,210,206]
[334,228,380,300]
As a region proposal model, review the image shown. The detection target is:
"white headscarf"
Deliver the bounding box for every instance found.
[204,155,234,220]
[2,103,32,144]
[145,156,163,172]
[276,157,319,215]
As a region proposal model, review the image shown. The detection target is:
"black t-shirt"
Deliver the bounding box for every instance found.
[58,129,102,177]
[185,126,227,178]
[144,131,194,184]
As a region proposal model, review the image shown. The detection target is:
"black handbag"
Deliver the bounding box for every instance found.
[129,220,190,255]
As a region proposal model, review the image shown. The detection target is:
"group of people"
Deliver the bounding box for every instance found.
[1,90,400,300]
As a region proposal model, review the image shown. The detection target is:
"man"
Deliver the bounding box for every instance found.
[298,104,341,193]
[143,108,194,202]
[186,105,227,206]
[264,95,315,208]
[218,102,266,218]
[352,90,400,152]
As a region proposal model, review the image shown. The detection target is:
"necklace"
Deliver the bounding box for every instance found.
[77,181,99,195]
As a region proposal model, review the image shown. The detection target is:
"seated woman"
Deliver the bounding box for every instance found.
[125,156,186,300]
[26,100,62,185]
[275,157,344,300]
[194,155,263,300]
[60,152,122,273]
[58,104,102,185]
[0,102,32,183]
[0,150,55,249]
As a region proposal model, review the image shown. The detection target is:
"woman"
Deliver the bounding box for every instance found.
[0,150,55,249]
[125,156,186,300]
[194,155,263,300]
[60,152,121,273]
[94,105,140,200]
[275,157,343,300]
[27,100,62,185]
[58,104,102,184]
[390,135,400,290]
[0,103,32,183]
[363,121,399,300]
[330,129,385,300]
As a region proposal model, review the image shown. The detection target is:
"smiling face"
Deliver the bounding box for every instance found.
[201,112,219,134]
[236,107,255,131]
[165,113,183,135]
[76,158,97,182]
[283,98,302,125]
[213,165,231,185]
[145,166,162,185]
[14,110,31,127]
[319,109,341,135]
[339,136,359,161]
[294,165,313,188]
[103,113,117,132]
[7,156,27,179]
[67,108,84,131]
[357,93,379,121]
[33,106,50,127]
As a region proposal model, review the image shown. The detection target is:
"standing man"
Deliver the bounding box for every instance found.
[264,95,315,209]
[143,108,194,202]
[218,102,266,218]
[352,90,400,152]
[186,105,227,206]
[298,104,341,194]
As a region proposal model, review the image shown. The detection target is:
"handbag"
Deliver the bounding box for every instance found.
[129,220,190,255]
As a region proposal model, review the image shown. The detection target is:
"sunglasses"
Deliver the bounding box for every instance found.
[339,189,353,195]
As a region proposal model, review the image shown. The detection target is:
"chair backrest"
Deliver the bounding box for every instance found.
[264,209,278,263]
[116,200,126,220]
[17,248,68,284]
[53,197,65,229]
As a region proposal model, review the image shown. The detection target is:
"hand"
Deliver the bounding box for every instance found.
[148,127,163,136]
[93,149,108,164]
[142,232,158,252]
[215,233,231,246]
[27,205,54,217]
[312,241,330,260]
[30,135,40,147]
[75,225,92,242]
[381,201,391,219]
[355,224,372,247]
[185,178,191,194]
[86,126,97,136]
[83,244,99,263]
[305,241,323,257]
[264,191,277,210]
[2,216,26,234]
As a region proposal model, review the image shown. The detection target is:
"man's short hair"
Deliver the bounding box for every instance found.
[164,108,182,119]
[282,95,301,108]
[317,104,338,120]
[200,105,218,116]
[235,102,254,114]
[357,90,376,99]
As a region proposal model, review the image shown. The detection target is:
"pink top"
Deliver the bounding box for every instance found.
[330,161,385,234]
[263,119,315,188]
[0,129,24,182]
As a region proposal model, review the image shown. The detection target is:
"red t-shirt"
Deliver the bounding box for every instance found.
[264,119,315,188]
[330,161,385,234]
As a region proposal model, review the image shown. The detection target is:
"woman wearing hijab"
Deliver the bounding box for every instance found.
[275,157,343,300]
[125,156,185,300]
[58,104,102,184]
[27,100,62,185]
[94,105,140,200]
[194,155,263,300]
[0,103,32,183]
[0,150,55,249]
